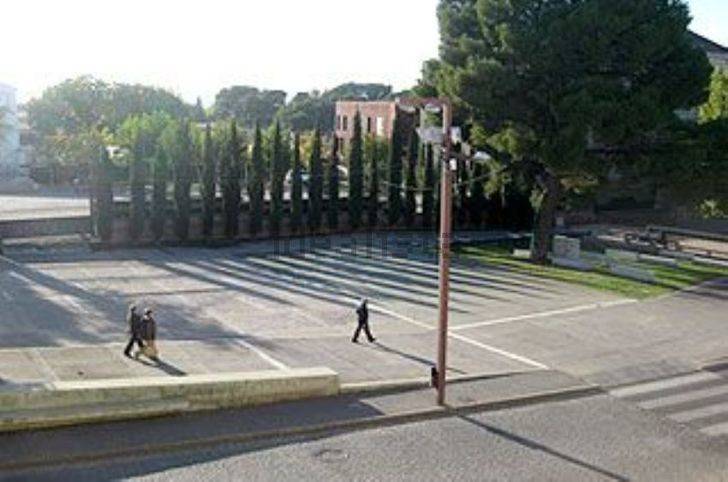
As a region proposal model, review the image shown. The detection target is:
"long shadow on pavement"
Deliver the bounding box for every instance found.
[455,414,629,482]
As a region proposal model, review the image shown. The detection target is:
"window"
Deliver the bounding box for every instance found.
[336,115,341,131]
[366,117,372,133]
[343,116,348,131]
[376,117,385,136]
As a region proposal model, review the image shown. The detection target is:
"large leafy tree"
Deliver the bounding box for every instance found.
[27,76,189,182]
[213,86,286,128]
[432,0,712,262]
[700,70,728,122]
[277,83,392,133]
[249,124,265,237]
[201,124,216,238]
[308,128,324,231]
[290,133,304,233]
[348,112,364,230]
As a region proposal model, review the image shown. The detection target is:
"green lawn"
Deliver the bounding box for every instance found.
[458,245,728,299]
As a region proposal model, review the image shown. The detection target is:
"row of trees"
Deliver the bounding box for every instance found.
[95,111,477,243]
[26,78,399,185]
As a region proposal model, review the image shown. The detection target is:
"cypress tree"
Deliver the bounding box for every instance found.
[348,113,364,230]
[327,137,340,231]
[290,133,303,233]
[201,123,216,237]
[173,120,193,241]
[96,145,114,242]
[308,128,323,232]
[404,129,418,228]
[421,144,435,230]
[387,115,403,225]
[129,147,147,241]
[457,161,470,227]
[269,121,284,237]
[366,137,380,229]
[249,123,264,237]
[151,145,168,241]
[223,120,241,237]
[470,162,486,228]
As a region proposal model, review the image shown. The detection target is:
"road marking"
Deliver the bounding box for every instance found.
[201,302,291,371]
[370,302,549,370]
[610,372,719,398]
[700,421,728,436]
[232,337,290,371]
[452,299,637,331]
[639,383,728,410]
[670,401,728,423]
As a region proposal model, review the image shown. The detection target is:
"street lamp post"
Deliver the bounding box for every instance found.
[436,99,453,406]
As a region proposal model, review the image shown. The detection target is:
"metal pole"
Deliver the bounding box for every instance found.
[436,100,453,406]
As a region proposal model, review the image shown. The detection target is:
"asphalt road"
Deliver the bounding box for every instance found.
[6,393,728,482]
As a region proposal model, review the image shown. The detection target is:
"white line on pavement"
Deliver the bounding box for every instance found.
[448,332,549,369]
[670,401,728,423]
[639,383,728,410]
[610,372,720,398]
[451,299,637,331]
[701,420,728,436]
[370,302,549,370]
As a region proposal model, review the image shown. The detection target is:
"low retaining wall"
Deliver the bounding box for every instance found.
[0,216,90,239]
[0,367,339,432]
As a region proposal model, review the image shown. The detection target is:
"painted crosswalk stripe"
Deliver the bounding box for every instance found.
[670,401,728,423]
[639,383,728,410]
[610,372,719,398]
[700,421,728,437]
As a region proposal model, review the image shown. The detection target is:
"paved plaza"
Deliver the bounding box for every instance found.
[1,234,727,387]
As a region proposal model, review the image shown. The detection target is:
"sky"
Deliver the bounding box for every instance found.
[1,0,725,105]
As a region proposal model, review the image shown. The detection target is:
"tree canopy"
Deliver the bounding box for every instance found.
[212,86,286,128]
[430,0,713,260]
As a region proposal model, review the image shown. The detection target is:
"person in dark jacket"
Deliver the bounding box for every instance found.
[140,308,159,361]
[123,304,144,358]
[352,298,375,343]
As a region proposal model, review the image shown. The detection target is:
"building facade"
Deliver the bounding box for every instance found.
[690,31,728,71]
[0,83,22,179]
[334,100,397,147]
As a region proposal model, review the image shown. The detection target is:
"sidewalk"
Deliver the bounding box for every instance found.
[0,339,274,385]
[0,370,596,473]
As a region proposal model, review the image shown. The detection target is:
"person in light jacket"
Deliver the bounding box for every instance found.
[140,308,159,361]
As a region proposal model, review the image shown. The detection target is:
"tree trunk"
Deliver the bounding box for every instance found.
[531,171,561,264]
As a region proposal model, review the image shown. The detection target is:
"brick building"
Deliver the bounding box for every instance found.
[334,100,396,146]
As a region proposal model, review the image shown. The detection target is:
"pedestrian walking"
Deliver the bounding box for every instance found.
[123,304,144,358]
[351,298,376,343]
[140,308,159,361]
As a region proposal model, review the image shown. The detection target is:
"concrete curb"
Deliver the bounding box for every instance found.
[0,368,339,433]
[0,383,601,473]
[339,371,528,395]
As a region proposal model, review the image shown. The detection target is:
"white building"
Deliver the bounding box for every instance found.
[0,82,23,179]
